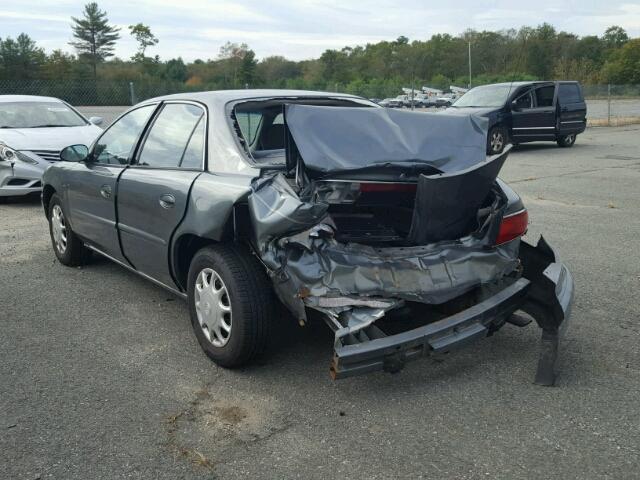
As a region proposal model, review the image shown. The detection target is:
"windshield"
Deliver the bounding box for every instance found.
[452,84,516,108]
[0,101,87,128]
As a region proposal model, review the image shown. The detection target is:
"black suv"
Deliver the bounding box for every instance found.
[447,81,587,154]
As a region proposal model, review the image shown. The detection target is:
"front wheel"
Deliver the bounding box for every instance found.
[48,193,90,266]
[487,126,507,155]
[187,244,275,368]
[557,134,576,148]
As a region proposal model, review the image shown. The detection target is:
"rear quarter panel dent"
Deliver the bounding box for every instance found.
[171,173,254,244]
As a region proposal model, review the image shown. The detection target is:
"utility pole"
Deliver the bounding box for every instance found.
[468,41,472,89]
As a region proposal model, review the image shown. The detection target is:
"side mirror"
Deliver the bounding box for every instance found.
[60,144,89,162]
[510,100,520,111]
[89,116,104,126]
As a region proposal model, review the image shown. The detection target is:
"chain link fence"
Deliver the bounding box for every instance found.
[583,85,640,126]
[1,79,639,127]
[0,79,196,106]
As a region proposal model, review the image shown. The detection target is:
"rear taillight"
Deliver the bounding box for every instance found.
[495,209,528,245]
[359,182,417,193]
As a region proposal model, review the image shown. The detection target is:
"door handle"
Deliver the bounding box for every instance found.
[100,185,112,199]
[159,193,176,209]
[561,107,569,112]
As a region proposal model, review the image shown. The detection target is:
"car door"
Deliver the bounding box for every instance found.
[510,85,556,142]
[532,84,557,133]
[116,101,206,287]
[557,82,587,135]
[66,104,157,261]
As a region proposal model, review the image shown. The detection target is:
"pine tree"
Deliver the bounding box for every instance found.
[69,3,120,78]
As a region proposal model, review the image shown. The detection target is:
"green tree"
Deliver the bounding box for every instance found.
[602,26,629,49]
[70,2,120,78]
[217,42,256,88]
[128,23,158,62]
[42,50,81,79]
[162,58,188,82]
[0,33,46,79]
[602,38,640,83]
[256,56,301,87]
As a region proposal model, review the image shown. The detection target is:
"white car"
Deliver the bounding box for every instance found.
[0,95,103,199]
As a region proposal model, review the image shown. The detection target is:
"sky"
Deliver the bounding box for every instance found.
[1,0,639,61]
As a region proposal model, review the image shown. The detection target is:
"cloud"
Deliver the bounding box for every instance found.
[0,0,638,61]
[0,9,68,22]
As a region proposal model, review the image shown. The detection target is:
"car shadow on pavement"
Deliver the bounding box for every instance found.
[512,143,586,152]
[0,193,41,205]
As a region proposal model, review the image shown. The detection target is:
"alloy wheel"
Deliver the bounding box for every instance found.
[490,131,504,153]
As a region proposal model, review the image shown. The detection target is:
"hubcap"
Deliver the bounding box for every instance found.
[491,132,504,152]
[565,134,575,145]
[51,205,67,254]
[194,268,232,347]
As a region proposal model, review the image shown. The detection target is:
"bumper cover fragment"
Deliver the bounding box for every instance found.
[330,236,574,385]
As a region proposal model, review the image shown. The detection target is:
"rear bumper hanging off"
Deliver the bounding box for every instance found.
[330,236,574,386]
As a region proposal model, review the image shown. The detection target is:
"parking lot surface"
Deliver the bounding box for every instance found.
[2,126,639,479]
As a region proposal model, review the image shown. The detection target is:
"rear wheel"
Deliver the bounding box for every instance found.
[487,126,507,155]
[48,194,90,266]
[187,244,275,368]
[557,134,576,148]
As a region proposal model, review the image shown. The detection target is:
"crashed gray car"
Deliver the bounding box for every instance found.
[42,90,574,385]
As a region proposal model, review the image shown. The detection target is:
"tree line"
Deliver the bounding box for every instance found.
[0,2,638,100]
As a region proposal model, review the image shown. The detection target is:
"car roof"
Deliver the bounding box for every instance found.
[139,89,363,108]
[0,95,64,103]
[473,81,578,89]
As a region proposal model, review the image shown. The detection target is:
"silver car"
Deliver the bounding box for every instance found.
[0,95,103,199]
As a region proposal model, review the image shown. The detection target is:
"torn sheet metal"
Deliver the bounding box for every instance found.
[284,104,489,174]
[247,174,328,253]
[267,231,519,305]
[248,173,519,330]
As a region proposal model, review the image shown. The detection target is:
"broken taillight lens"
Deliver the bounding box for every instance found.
[495,209,528,245]
[358,182,417,193]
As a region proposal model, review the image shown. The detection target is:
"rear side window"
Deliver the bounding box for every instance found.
[236,112,263,146]
[535,86,555,107]
[180,117,205,169]
[558,84,583,104]
[137,103,204,168]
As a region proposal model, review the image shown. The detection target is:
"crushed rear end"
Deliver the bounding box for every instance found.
[244,104,573,385]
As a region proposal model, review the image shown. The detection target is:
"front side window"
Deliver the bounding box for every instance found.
[94,105,156,165]
[0,101,87,128]
[513,90,533,109]
[137,103,204,168]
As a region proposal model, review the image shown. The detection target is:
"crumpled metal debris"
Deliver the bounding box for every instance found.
[248,169,518,332]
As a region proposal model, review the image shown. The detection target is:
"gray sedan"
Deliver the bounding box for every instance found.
[42,90,573,384]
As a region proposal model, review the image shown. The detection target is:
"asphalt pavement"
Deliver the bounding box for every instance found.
[1,126,639,479]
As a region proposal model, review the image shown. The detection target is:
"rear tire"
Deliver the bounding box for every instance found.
[48,193,90,266]
[557,134,576,148]
[187,244,275,368]
[487,126,507,155]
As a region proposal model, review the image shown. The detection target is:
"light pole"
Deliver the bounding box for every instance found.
[468,41,472,89]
